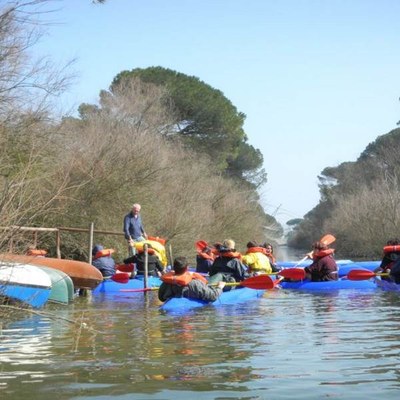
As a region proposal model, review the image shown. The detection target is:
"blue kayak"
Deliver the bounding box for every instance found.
[279,277,377,291]
[277,259,353,269]
[92,275,162,294]
[375,279,400,292]
[160,287,265,313]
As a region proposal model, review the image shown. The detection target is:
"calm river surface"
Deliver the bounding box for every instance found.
[2,286,400,399]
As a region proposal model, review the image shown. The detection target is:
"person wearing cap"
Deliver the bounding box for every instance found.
[208,239,248,286]
[304,240,338,281]
[91,244,116,278]
[158,256,226,302]
[123,244,165,277]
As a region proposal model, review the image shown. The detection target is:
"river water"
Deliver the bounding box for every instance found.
[1,248,400,399]
[2,287,400,399]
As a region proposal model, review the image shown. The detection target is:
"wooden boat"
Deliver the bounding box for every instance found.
[0,253,103,289]
[35,266,74,304]
[0,263,52,308]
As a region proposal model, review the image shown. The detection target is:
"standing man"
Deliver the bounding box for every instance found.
[123,203,148,254]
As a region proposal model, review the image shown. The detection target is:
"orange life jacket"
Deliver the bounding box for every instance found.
[216,251,242,260]
[26,249,47,256]
[135,247,156,255]
[383,245,400,254]
[161,271,208,286]
[246,246,267,254]
[93,248,115,260]
[198,251,215,261]
[313,248,334,260]
[147,235,167,246]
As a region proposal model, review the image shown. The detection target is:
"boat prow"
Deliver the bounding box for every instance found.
[0,253,103,290]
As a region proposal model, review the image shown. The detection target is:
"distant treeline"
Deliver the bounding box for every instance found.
[287,127,400,260]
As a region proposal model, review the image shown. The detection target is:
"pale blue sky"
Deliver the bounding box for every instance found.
[34,0,400,225]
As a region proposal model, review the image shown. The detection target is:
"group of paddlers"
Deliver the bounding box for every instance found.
[90,233,344,303]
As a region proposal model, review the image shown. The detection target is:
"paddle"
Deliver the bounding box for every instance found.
[347,270,389,281]
[291,233,337,268]
[276,268,306,280]
[119,274,276,293]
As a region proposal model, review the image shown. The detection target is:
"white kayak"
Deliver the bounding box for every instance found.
[0,263,52,308]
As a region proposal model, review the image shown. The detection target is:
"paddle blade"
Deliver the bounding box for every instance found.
[240,275,275,290]
[111,272,130,284]
[320,234,336,246]
[116,263,134,273]
[347,270,382,281]
[279,268,305,280]
[195,240,209,252]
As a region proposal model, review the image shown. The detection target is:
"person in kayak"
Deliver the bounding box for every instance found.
[195,242,215,274]
[208,239,249,286]
[374,238,400,281]
[91,244,116,278]
[158,256,226,302]
[261,242,281,273]
[304,240,338,281]
[123,244,165,277]
[242,241,272,275]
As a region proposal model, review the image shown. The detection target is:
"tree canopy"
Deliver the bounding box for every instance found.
[111,67,266,187]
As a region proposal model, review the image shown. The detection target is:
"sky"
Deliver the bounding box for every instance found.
[32,0,400,226]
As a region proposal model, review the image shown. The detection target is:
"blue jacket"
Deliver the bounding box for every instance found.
[123,212,145,240]
[92,245,116,277]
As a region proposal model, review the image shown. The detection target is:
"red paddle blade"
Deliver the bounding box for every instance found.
[116,263,134,273]
[320,233,336,246]
[240,275,275,290]
[279,268,305,280]
[111,272,130,284]
[195,240,208,252]
[347,270,376,281]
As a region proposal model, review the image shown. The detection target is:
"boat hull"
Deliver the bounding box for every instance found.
[92,275,162,294]
[35,266,74,304]
[279,278,377,291]
[0,264,52,308]
[160,287,265,313]
[376,279,400,292]
[0,254,103,289]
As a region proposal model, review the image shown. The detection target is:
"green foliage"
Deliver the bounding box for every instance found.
[289,127,400,257]
[111,67,266,186]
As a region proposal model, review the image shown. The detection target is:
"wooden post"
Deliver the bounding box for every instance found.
[88,222,94,265]
[56,230,61,258]
[143,243,148,293]
[168,243,173,268]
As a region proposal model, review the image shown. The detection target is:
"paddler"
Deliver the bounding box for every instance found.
[158,256,225,302]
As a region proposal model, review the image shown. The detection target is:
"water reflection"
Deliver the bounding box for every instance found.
[2,289,400,398]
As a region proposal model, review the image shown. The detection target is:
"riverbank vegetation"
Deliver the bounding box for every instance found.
[0,1,281,262]
[288,128,400,259]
